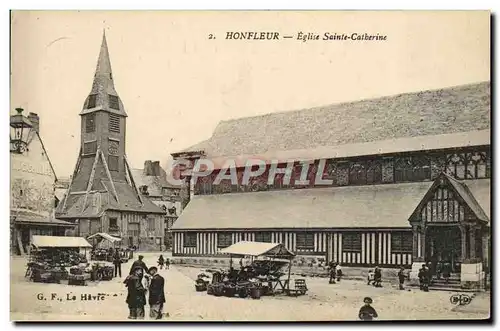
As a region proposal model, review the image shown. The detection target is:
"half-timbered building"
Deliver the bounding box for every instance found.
[171,81,490,286]
[55,32,165,250]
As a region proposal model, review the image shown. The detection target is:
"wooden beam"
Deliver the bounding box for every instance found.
[124,155,144,205]
[99,150,120,204]
[82,150,101,209]
[62,148,83,211]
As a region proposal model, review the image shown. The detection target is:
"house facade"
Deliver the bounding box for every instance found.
[10,109,75,255]
[131,160,183,249]
[55,32,165,250]
[171,82,490,287]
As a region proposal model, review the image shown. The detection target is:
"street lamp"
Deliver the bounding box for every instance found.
[10,108,33,154]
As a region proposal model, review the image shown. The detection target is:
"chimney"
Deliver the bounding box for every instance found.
[152,161,160,176]
[28,112,40,134]
[144,160,153,176]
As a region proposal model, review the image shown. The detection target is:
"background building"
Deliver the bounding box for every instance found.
[131,160,183,249]
[10,108,75,255]
[55,32,165,250]
[171,82,490,288]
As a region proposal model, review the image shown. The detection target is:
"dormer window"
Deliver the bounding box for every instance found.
[109,95,120,110]
[87,94,97,109]
[140,185,149,195]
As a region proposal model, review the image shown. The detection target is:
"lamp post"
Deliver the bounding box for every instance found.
[10,108,33,154]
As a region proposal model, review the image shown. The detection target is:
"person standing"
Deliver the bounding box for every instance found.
[148,266,166,320]
[158,255,165,270]
[336,264,343,282]
[165,258,170,270]
[129,255,148,275]
[358,297,378,321]
[328,261,337,284]
[124,266,147,319]
[113,250,122,278]
[397,266,406,290]
[373,267,382,287]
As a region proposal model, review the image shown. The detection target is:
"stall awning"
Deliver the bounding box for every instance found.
[32,235,92,248]
[87,232,122,242]
[220,241,295,259]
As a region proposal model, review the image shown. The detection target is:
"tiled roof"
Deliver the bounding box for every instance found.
[11,209,74,226]
[172,181,435,230]
[446,176,490,221]
[181,82,490,158]
[56,180,164,219]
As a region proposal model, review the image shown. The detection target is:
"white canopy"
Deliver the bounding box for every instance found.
[87,232,122,242]
[219,241,295,259]
[32,235,92,249]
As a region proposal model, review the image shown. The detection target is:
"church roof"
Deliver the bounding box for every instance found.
[80,30,127,117]
[179,81,490,158]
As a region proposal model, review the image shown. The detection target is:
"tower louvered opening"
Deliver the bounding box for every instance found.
[109,113,120,133]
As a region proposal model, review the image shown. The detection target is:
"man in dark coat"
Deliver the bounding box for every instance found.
[124,266,147,319]
[129,255,148,275]
[358,297,378,321]
[113,250,122,278]
[148,266,166,319]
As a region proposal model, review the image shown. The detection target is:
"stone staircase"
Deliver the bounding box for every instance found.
[409,274,484,292]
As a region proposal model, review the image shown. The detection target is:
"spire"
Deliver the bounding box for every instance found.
[81,30,127,116]
[95,29,112,79]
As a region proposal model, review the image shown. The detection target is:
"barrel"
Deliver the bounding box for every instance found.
[250,286,262,299]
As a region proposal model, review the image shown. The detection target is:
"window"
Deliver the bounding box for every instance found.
[391,232,413,253]
[366,159,383,184]
[296,232,314,250]
[255,232,272,243]
[342,233,362,252]
[109,95,120,110]
[109,218,118,229]
[87,94,97,109]
[394,157,413,182]
[183,233,197,248]
[128,223,140,237]
[349,161,367,185]
[108,155,119,171]
[109,113,120,133]
[217,233,232,248]
[147,217,155,231]
[85,113,96,133]
[83,141,97,155]
[413,155,431,181]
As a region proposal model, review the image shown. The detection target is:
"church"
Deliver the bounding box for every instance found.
[171,81,490,288]
[55,32,165,251]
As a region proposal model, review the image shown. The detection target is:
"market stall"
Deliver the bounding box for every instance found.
[87,232,131,263]
[27,235,92,285]
[200,241,308,299]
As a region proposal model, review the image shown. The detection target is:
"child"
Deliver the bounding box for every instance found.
[358,297,378,321]
[157,255,165,270]
[367,270,374,285]
[397,266,406,290]
[336,264,343,282]
[165,258,170,270]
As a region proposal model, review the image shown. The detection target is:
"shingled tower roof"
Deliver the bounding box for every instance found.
[80,30,127,117]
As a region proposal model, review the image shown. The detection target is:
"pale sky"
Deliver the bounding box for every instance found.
[10,11,490,178]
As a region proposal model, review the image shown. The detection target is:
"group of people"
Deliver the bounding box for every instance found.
[327,261,343,284]
[124,255,167,320]
[367,267,383,287]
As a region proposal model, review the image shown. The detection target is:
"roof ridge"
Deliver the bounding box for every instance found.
[218,81,490,124]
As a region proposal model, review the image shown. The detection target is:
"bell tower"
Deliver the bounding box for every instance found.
[78,30,128,186]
